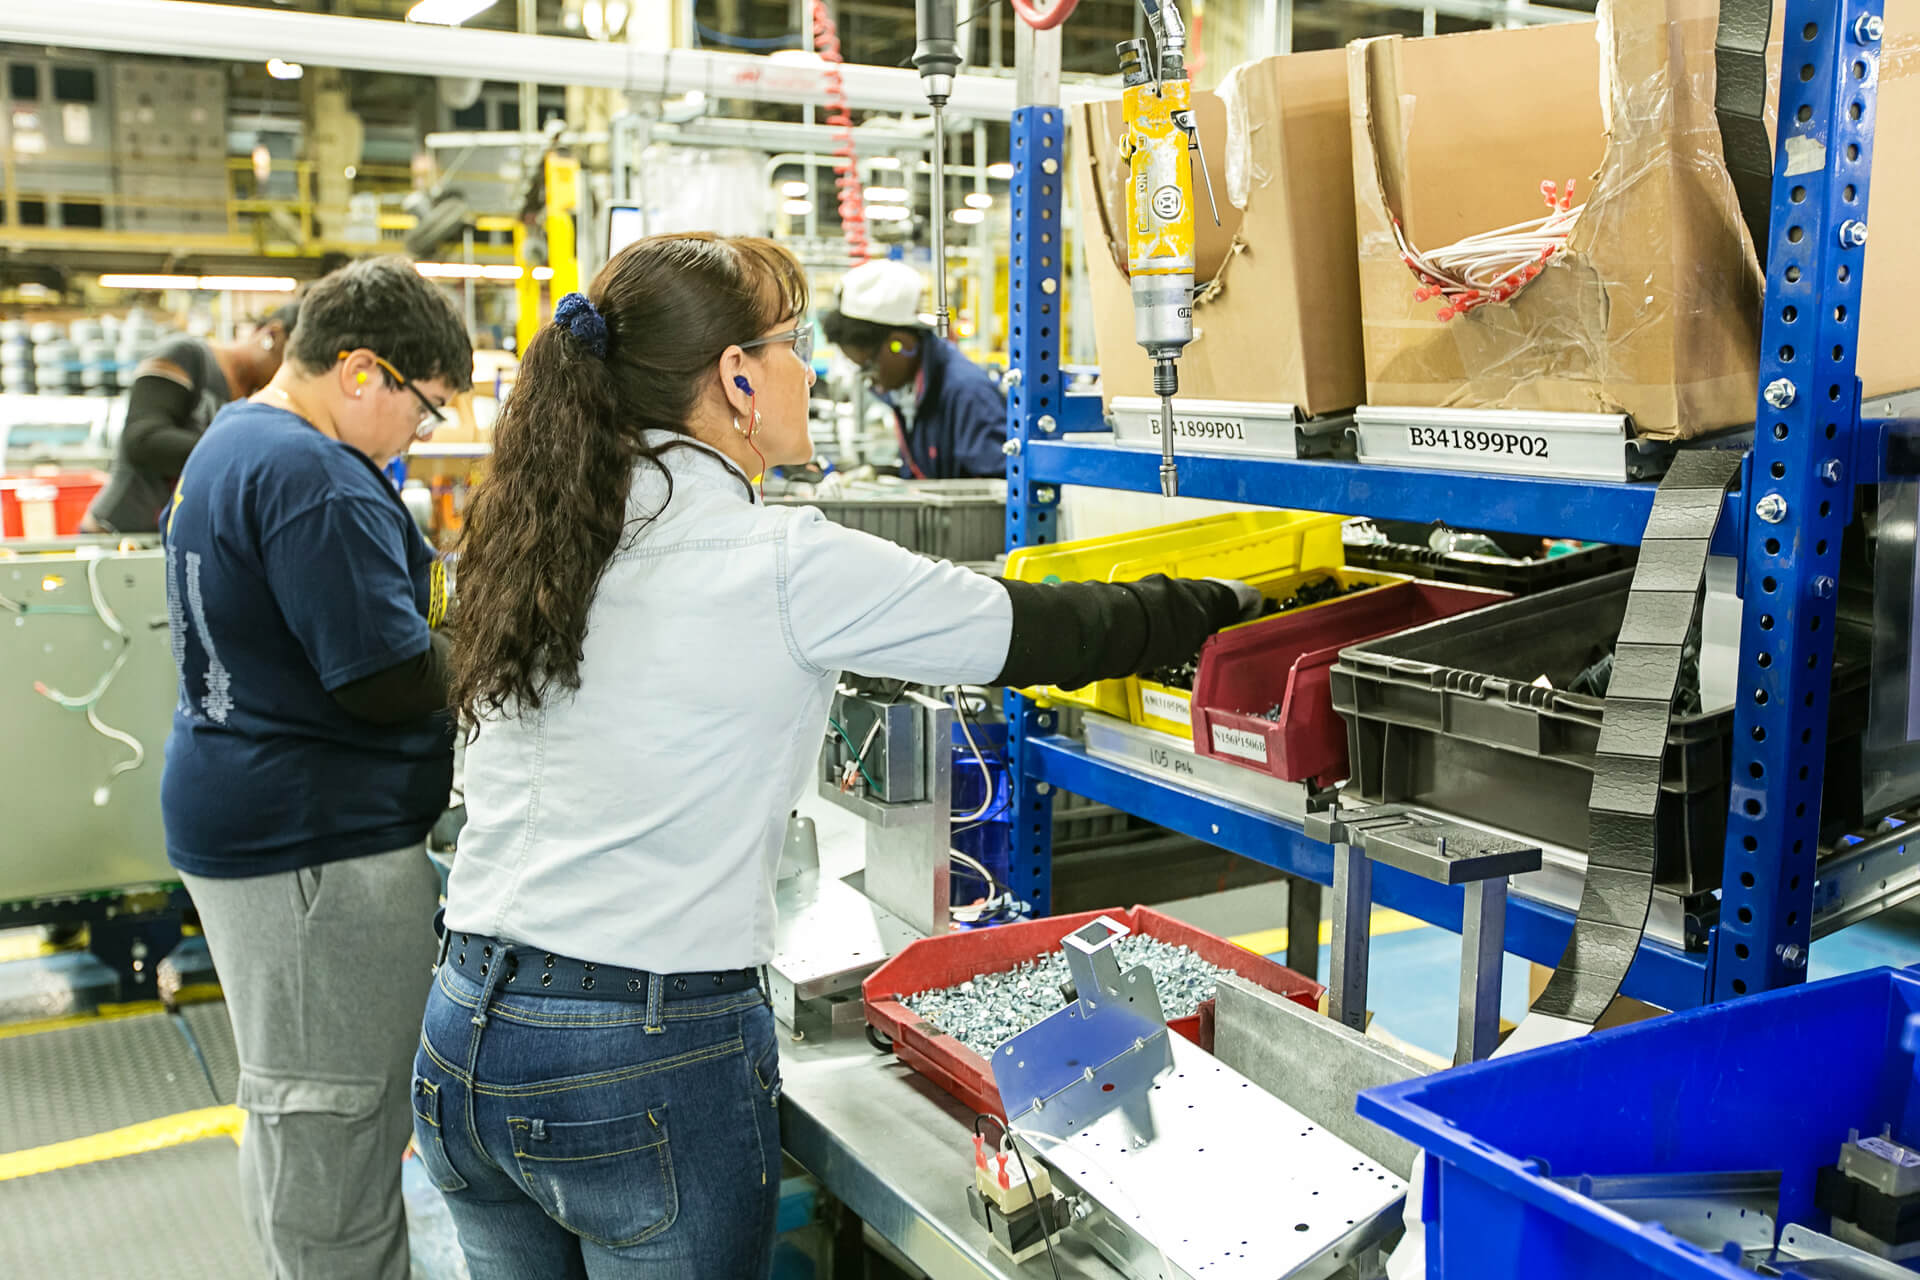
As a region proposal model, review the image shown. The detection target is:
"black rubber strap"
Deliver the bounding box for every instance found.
[1715,0,1775,270]
[995,576,1240,691]
[1532,450,1742,1024]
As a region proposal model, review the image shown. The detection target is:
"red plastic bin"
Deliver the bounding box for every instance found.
[1191,581,1508,786]
[1,471,106,539]
[862,905,1323,1120]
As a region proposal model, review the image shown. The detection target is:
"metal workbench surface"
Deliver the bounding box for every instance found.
[774,793,1114,1279]
[779,1021,1115,1280]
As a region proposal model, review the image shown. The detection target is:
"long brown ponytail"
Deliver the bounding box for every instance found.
[449,233,807,722]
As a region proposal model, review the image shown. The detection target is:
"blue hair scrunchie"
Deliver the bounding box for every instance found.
[554,291,609,360]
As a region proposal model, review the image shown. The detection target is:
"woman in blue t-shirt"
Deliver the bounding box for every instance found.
[164,256,472,1280]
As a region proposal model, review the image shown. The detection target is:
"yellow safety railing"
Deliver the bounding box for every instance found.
[226,157,315,247]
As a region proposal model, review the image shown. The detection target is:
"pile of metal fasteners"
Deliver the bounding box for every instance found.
[902,935,1234,1058]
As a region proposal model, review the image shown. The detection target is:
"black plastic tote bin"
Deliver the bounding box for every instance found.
[1329,571,1869,896]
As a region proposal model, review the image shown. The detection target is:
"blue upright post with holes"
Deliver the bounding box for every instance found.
[1003,104,1068,916]
[1714,0,1884,1000]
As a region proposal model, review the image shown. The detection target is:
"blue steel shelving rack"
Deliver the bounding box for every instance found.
[1000,0,1893,1013]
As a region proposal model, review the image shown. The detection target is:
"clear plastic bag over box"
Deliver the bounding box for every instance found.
[1349,0,1768,439]
[1349,0,1920,439]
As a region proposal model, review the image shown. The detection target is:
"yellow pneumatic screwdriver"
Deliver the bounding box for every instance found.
[1117,0,1217,497]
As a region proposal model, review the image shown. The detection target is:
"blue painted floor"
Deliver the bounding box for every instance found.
[1270,928,1536,1064]
[1810,899,1920,980]
[1273,900,1920,1063]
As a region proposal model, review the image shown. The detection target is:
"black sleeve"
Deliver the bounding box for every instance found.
[119,376,203,474]
[330,631,451,724]
[993,575,1241,690]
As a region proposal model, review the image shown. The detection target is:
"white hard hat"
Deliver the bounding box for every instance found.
[836,260,933,328]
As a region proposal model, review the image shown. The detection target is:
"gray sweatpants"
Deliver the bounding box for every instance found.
[183,843,441,1279]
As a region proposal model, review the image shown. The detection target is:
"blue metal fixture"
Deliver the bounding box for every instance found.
[1001,1,1892,1009]
[1026,438,1747,549]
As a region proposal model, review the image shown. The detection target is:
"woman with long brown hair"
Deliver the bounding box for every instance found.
[414,232,1256,1278]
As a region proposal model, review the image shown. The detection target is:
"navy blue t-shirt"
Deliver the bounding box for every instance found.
[161,401,453,878]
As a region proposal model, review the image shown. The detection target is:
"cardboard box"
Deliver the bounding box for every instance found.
[1350,0,1766,438]
[1075,48,1367,417]
[1350,0,1920,439]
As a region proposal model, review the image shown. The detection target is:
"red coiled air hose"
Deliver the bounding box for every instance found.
[1009,0,1081,30]
[810,0,870,265]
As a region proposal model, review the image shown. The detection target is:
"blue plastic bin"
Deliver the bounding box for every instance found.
[1358,967,1920,1278]
[950,722,1011,906]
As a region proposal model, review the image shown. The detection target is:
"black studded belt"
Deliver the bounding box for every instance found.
[438,931,760,1002]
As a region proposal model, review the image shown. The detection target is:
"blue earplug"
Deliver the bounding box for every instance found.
[734,376,754,394]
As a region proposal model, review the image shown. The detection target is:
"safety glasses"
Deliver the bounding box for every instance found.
[340,349,450,440]
[740,324,814,367]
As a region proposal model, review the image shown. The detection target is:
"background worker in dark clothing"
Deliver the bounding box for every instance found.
[822,259,1007,479]
[84,306,298,533]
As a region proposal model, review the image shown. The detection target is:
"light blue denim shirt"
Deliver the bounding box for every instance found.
[445,433,1011,971]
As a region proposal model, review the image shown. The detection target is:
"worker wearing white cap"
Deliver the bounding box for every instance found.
[822,259,1007,479]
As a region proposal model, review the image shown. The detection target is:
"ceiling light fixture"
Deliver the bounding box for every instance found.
[405,0,500,27]
[986,162,1015,180]
[196,275,302,292]
[266,59,304,81]
[950,207,985,224]
[413,263,526,281]
[965,192,993,209]
[97,274,299,293]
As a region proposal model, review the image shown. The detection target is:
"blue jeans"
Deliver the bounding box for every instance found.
[411,963,783,1279]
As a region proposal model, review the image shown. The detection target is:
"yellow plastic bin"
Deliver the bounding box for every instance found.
[1004,512,1346,719]
[1127,566,1408,738]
